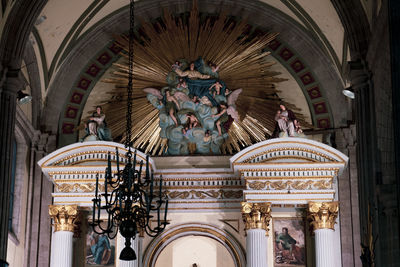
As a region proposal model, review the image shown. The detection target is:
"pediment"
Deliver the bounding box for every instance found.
[230,137,348,166]
[38,141,155,174]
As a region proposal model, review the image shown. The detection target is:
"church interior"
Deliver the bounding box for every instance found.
[0,0,399,266]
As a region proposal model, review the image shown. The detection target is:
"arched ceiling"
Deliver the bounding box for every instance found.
[33,0,348,95]
[17,0,368,151]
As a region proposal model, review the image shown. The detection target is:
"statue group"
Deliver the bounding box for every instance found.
[145,57,242,155]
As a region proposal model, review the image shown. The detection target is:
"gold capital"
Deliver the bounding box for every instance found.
[49,205,78,232]
[241,202,271,234]
[307,201,339,231]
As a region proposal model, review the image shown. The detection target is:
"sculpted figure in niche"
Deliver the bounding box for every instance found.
[274,104,298,137]
[82,106,112,141]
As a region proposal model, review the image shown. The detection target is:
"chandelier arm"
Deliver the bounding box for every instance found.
[144,226,162,237]
[96,220,111,233]
[116,147,120,174]
[107,179,120,189]
[105,189,119,207]
[107,226,119,239]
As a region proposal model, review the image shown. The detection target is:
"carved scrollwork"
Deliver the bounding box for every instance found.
[246,179,332,191]
[248,181,267,190]
[312,180,332,189]
[222,190,243,199]
[290,180,313,190]
[165,191,190,199]
[270,181,289,190]
[56,183,95,193]
[164,189,242,199]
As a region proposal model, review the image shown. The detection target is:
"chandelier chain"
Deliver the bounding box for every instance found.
[126,0,135,151]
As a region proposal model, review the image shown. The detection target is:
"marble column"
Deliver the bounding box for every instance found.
[241,202,271,267]
[308,201,339,267]
[49,205,78,267]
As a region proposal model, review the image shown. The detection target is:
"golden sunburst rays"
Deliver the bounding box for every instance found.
[97,1,310,155]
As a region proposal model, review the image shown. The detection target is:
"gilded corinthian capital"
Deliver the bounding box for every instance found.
[308,201,339,231]
[49,205,78,232]
[241,202,271,234]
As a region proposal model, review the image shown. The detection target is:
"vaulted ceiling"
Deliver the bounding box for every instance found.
[3,0,374,151]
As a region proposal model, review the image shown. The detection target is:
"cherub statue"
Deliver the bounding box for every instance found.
[171,61,182,71]
[165,90,180,126]
[185,112,200,129]
[208,62,220,78]
[209,81,223,98]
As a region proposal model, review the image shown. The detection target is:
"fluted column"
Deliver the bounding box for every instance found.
[49,205,78,267]
[308,201,339,267]
[241,202,271,267]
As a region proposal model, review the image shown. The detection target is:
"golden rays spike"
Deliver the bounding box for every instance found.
[91,1,311,155]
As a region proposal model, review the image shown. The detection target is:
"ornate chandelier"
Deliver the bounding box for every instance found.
[90,0,169,261]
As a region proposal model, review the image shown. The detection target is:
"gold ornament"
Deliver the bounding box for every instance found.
[164,189,243,199]
[56,183,96,193]
[241,202,271,234]
[307,201,339,231]
[49,205,78,232]
[248,181,267,190]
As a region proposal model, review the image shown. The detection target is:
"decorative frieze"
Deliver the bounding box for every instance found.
[49,205,78,232]
[247,179,332,190]
[308,201,339,231]
[241,202,271,233]
[165,189,243,199]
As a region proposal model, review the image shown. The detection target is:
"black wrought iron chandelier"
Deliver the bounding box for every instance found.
[90,0,169,261]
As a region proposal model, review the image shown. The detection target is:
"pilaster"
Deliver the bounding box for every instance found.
[25,133,55,267]
[0,69,23,265]
[335,126,362,267]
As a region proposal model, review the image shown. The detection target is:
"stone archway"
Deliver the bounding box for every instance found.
[142,223,245,267]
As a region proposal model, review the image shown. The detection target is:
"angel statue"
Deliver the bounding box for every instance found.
[212,89,242,136]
